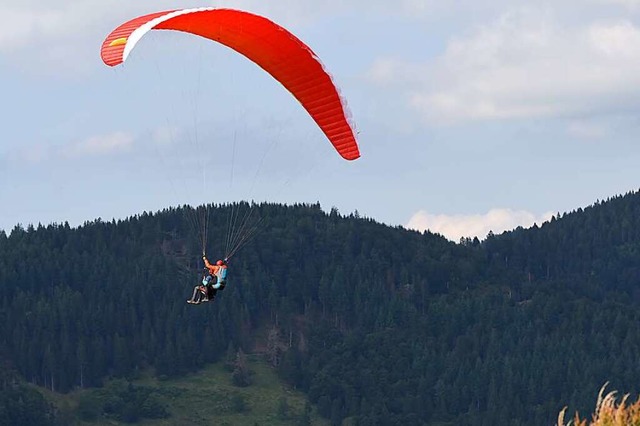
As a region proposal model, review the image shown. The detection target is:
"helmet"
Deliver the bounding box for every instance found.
[216,260,224,266]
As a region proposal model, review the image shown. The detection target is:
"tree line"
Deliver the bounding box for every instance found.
[1,193,640,425]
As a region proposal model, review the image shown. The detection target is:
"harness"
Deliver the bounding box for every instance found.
[216,266,228,282]
[213,266,227,290]
[202,265,227,290]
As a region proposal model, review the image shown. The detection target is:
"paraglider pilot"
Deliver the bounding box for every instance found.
[187,256,228,304]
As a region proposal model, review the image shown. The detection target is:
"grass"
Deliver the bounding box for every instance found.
[38,355,327,426]
[557,383,640,426]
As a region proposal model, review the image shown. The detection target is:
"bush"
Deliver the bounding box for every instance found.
[77,394,101,422]
[230,393,248,413]
[75,381,171,423]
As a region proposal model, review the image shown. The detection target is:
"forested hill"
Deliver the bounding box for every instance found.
[1,193,640,425]
[483,191,640,298]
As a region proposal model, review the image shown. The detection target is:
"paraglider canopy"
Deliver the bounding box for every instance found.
[101,7,360,161]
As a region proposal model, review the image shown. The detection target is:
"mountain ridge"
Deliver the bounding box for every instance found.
[1,191,639,425]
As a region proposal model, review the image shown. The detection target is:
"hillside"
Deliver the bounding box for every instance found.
[40,355,327,426]
[1,194,640,425]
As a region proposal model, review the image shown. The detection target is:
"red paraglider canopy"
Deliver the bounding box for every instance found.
[101,7,360,161]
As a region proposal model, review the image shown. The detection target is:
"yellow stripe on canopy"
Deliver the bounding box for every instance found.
[109,37,128,47]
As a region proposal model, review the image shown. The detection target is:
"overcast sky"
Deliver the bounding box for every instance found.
[2,0,640,241]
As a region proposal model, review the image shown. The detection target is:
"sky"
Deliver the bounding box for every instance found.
[1,0,640,241]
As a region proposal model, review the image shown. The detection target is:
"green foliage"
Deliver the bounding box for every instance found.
[277,396,290,420]
[296,402,312,426]
[47,360,325,425]
[76,393,100,421]
[0,363,55,426]
[2,194,640,425]
[230,393,248,413]
[76,380,169,423]
[0,384,55,426]
[232,349,253,387]
[224,341,237,372]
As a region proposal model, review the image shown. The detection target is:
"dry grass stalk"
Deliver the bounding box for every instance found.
[557,383,640,426]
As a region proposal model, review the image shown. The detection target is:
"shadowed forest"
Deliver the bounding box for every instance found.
[2,191,640,425]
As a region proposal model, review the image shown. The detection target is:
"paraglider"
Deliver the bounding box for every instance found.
[101,7,360,305]
[100,7,360,160]
[187,256,228,305]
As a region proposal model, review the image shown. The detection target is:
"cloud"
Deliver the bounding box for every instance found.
[566,120,609,139]
[65,132,135,157]
[2,143,52,166]
[367,58,411,87]
[0,0,351,54]
[597,0,640,9]
[2,126,184,170]
[0,0,474,75]
[0,1,122,52]
[228,0,440,24]
[366,58,396,84]
[0,0,480,55]
[4,0,631,56]
[0,1,207,71]
[406,208,554,241]
[151,126,180,146]
[369,8,640,124]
